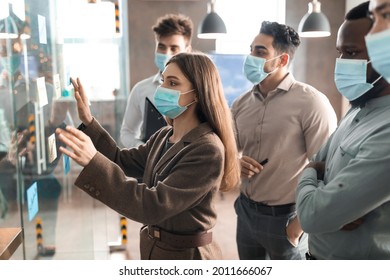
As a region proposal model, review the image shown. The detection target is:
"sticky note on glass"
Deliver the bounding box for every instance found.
[36,77,48,107]
[48,133,57,163]
[63,154,70,175]
[53,74,61,99]
[38,15,47,44]
[27,182,39,221]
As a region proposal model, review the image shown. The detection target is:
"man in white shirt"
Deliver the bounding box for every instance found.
[120,14,193,148]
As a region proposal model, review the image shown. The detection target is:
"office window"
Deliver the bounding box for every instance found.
[216,0,286,54]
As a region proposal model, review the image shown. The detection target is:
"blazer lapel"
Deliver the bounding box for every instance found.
[146,123,214,185]
[143,127,171,186]
[153,140,185,174]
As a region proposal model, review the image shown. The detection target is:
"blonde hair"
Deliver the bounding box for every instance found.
[167,52,240,192]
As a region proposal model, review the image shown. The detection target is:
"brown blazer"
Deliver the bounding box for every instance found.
[74,118,224,259]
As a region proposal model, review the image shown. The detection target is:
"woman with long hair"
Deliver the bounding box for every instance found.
[56,52,240,259]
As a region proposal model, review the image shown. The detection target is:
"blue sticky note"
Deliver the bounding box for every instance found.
[63,154,70,175]
[27,182,39,221]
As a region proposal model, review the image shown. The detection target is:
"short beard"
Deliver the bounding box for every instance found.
[350,72,384,108]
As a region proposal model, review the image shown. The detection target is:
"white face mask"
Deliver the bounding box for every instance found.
[154,52,172,72]
[365,28,390,83]
[334,58,381,101]
[154,86,196,119]
[243,54,282,84]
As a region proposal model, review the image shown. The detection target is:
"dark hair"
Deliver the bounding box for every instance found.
[152,14,193,46]
[345,1,370,20]
[260,21,300,60]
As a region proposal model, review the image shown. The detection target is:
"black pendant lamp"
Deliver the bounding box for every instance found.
[197,0,227,39]
[298,0,331,38]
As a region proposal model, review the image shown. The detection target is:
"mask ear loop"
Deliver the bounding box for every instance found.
[180,89,197,108]
[187,91,198,108]
[184,100,197,108]
[180,89,195,95]
[372,75,383,85]
[367,60,383,85]
[264,54,284,74]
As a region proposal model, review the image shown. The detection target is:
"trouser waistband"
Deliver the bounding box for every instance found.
[240,193,296,216]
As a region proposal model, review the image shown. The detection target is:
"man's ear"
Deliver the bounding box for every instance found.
[186,45,192,53]
[280,53,290,67]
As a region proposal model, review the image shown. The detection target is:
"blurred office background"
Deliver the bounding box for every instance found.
[0,0,366,260]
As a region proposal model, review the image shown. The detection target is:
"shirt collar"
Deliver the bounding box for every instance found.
[252,72,295,97]
[276,72,295,92]
[365,94,390,109]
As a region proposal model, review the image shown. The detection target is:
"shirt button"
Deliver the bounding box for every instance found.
[84,184,90,189]
[95,191,100,197]
[89,186,95,192]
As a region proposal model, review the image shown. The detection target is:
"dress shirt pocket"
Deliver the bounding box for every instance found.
[339,145,356,157]
[337,145,356,167]
[326,144,358,179]
[339,143,358,160]
[339,145,357,162]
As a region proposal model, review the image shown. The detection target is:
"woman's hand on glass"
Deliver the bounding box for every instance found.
[70,77,93,126]
[56,125,97,167]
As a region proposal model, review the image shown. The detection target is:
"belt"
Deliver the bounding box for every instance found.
[147,225,212,248]
[240,193,296,216]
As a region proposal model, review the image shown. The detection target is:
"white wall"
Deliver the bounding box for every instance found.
[346,0,368,12]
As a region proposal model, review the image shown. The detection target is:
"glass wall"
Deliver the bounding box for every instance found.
[0,0,129,259]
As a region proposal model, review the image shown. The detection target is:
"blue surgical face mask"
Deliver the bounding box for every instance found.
[334,58,380,101]
[154,52,172,72]
[243,54,281,84]
[0,55,21,75]
[154,86,196,119]
[365,28,390,83]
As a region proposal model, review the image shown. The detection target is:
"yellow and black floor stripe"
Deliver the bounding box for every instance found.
[120,216,127,245]
[35,217,56,257]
